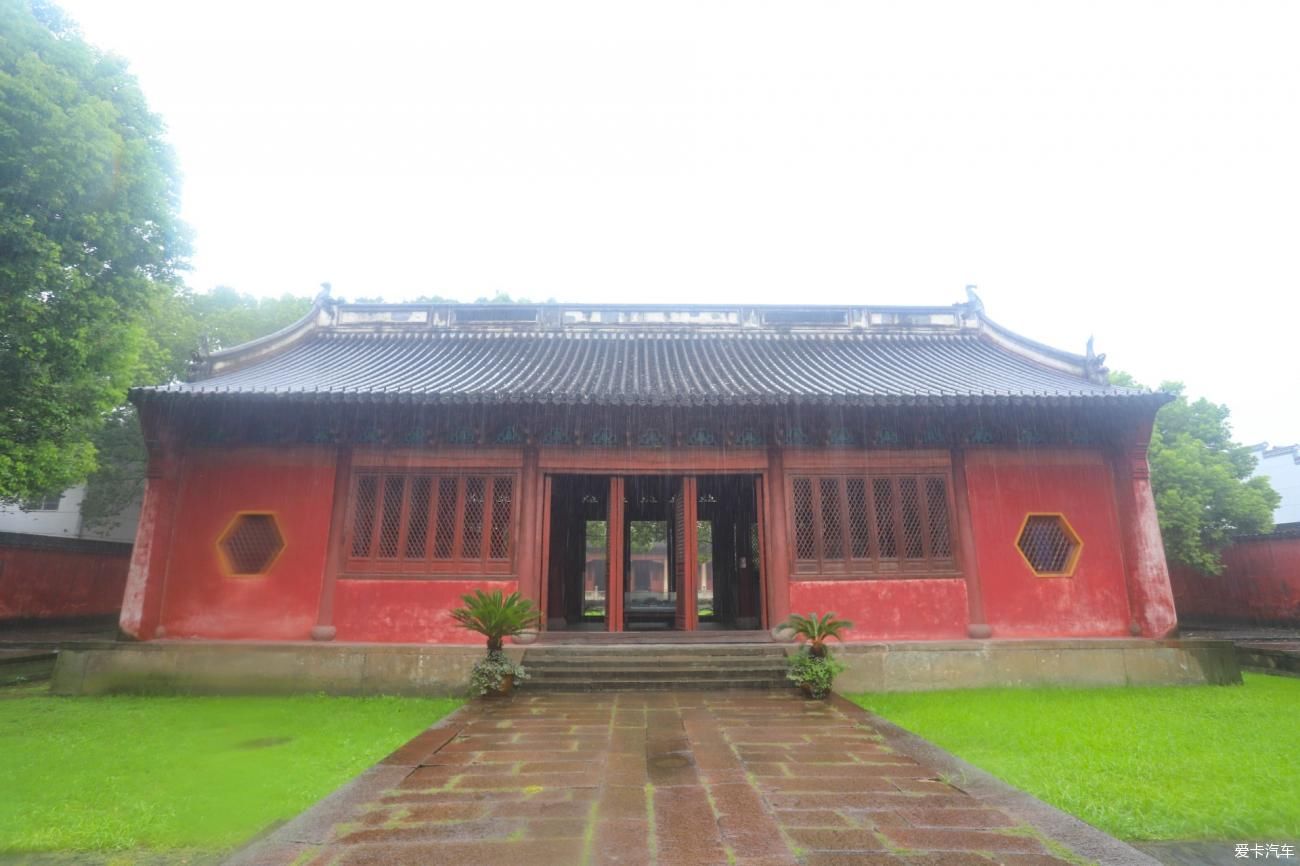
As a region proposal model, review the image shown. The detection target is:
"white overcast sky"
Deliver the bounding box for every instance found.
[57,0,1299,446]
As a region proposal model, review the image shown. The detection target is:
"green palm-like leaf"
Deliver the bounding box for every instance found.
[780,612,854,657]
[450,589,540,652]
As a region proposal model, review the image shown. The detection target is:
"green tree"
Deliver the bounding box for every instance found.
[0,0,188,501]
[79,288,311,530]
[350,292,555,304]
[631,520,667,554]
[582,519,711,558]
[144,286,312,380]
[1113,374,1280,574]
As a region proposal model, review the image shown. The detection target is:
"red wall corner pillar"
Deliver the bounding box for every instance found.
[764,446,792,629]
[311,444,353,641]
[950,448,990,638]
[1112,420,1178,638]
[119,417,181,640]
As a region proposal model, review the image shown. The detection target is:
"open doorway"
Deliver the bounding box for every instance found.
[544,473,763,632]
[622,475,678,629]
[544,475,610,630]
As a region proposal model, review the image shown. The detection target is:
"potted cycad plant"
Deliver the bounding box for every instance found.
[781,612,853,699]
[450,589,540,696]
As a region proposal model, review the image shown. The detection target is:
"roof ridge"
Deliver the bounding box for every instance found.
[310,329,984,340]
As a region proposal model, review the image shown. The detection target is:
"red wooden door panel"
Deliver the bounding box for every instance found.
[674,476,698,630]
[608,476,625,632]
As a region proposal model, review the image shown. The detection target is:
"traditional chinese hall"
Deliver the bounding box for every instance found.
[114,295,1184,652]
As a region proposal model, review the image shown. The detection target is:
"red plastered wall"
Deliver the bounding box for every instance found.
[332,579,520,643]
[158,446,336,640]
[1169,536,1300,626]
[0,544,130,620]
[964,449,1132,637]
[788,578,969,640]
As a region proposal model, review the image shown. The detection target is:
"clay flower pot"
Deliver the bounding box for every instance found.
[799,682,826,700]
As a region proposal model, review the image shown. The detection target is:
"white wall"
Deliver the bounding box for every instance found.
[1251,444,1300,526]
[0,484,139,544]
[0,486,86,538]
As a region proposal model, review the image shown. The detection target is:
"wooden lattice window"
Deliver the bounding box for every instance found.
[343,471,517,575]
[1016,513,1082,577]
[218,513,285,576]
[790,473,958,577]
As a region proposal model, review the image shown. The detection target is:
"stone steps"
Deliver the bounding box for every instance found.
[0,650,57,686]
[525,660,789,672]
[521,643,791,691]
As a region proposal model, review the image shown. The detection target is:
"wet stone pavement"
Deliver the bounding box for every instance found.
[235,691,1093,866]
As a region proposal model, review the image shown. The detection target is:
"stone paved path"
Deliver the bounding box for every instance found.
[231,691,1127,866]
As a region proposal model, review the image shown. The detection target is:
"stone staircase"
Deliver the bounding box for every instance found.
[0,650,57,686]
[520,643,792,691]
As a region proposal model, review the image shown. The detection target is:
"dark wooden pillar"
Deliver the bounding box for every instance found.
[950,447,990,638]
[311,444,353,641]
[119,409,181,640]
[607,476,625,632]
[764,447,792,629]
[1111,418,1179,637]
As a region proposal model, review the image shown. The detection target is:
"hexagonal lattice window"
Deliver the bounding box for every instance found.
[218,513,285,576]
[1016,514,1082,577]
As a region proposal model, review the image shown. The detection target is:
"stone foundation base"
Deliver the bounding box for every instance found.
[51,641,522,697]
[50,638,1241,696]
[834,638,1241,691]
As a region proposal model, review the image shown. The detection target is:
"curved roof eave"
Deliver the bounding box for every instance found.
[187,294,333,381]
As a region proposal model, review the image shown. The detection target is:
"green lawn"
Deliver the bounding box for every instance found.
[850,673,1299,841]
[0,686,461,854]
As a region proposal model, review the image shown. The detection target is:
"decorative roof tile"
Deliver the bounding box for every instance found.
[133,299,1164,408]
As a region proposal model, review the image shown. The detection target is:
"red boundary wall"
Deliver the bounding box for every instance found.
[0,533,131,621]
[1169,531,1300,626]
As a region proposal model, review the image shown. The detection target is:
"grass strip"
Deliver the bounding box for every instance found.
[850,673,1298,841]
[0,689,460,852]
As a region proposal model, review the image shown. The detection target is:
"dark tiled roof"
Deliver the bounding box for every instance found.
[1234,522,1300,541]
[136,329,1158,407]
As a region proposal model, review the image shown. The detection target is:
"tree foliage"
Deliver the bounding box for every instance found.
[80,288,311,530]
[143,286,312,381]
[1113,374,1280,574]
[350,292,554,304]
[583,517,713,560]
[0,0,189,501]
